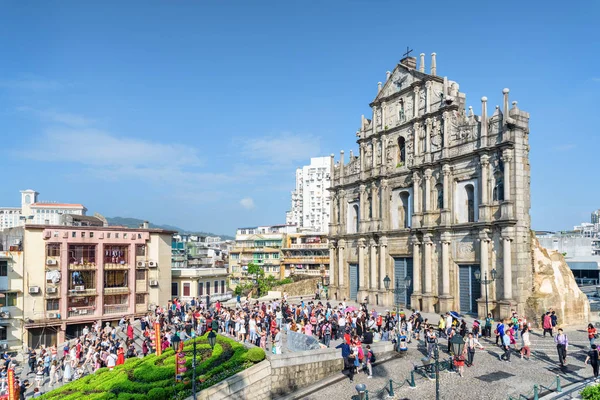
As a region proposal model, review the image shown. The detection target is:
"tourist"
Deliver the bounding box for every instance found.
[551,311,558,334]
[465,332,484,367]
[500,330,511,362]
[542,312,553,337]
[585,344,600,380]
[520,326,531,360]
[116,346,125,365]
[365,345,374,378]
[273,327,282,355]
[588,323,597,346]
[484,313,493,338]
[106,352,117,371]
[35,365,44,388]
[555,328,569,367]
[344,350,356,382]
[426,327,437,358]
[48,360,59,386]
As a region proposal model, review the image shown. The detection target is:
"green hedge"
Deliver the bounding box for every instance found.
[582,383,600,400]
[39,334,261,400]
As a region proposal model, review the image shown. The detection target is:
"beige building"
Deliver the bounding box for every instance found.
[328,52,531,318]
[282,233,329,279]
[171,267,230,303]
[0,223,173,348]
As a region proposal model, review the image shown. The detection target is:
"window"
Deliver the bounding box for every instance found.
[352,204,360,233]
[46,299,59,311]
[123,233,128,239]
[69,271,95,289]
[104,270,128,288]
[435,183,444,210]
[136,245,146,257]
[0,261,7,277]
[368,196,373,219]
[465,184,475,223]
[107,233,111,239]
[81,232,85,238]
[198,282,204,296]
[493,172,504,202]
[0,328,6,341]
[171,282,178,296]
[206,282,210,295]
[221,280,225,294]
[115,233,119,239]
[183,283,190,297]
[89,232,94,238]
[135,269,146,281]
[135,293,146,305]
[0,293,17,307]
[68,244,96,265]
[104,245,129,265]
[214,281,218,293]
[398,137,406,164]
[71,232,76,238]
[399,192,411,229]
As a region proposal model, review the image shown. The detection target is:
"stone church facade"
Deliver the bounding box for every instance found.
[328,53,531,318]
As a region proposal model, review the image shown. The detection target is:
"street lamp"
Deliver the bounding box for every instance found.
[383,274,412,319]
[474,268,497,318]
[355,383,367,400]
[207,330,217,350]
[450,333,466,376]
[191,331,198,400]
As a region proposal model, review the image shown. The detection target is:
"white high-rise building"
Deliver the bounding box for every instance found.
[286,157,331,233]
[0,189,87,229]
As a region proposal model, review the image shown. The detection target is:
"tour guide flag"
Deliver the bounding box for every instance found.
[154,322,162,356]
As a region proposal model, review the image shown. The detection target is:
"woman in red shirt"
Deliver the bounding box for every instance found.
[588,323,597,346]
[116,346,125,365]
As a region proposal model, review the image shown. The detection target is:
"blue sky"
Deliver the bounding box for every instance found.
[0,1,597,235]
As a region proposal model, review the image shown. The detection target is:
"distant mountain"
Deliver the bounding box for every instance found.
[105,217,234,240]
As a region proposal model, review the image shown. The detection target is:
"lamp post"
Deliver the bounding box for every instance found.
[191,330,198,400]
[383,274,412,321]
[474,268,497,318]
[450,333,465,377]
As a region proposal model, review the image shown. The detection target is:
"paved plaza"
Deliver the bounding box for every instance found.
[300,327,596,400]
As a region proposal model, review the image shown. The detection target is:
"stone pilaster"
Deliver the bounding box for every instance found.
[359,184,367,232]
[422,233,435,313]
[358,238,366,292]
[477,229,491,318]
[413,122,420,156]
[337,239,345,288]
[369,239,378,292]
[441,164,451,225]
[380,180,389,230]
[438,232,453,313]
[410,235,422,309]
[329,240,337,287]
[425,81,432,114]
[479,154,490,221]
[413,86,420,119]
[379,236,388,291]
[412,171,422,228]
[498,231,514,319]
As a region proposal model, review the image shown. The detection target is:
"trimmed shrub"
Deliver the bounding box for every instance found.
[243,347,265,363]
[147,388,166,400]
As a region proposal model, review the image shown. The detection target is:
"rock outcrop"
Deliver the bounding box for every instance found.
[525,232,590,327]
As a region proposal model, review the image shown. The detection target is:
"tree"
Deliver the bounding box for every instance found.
[247,263,264,282]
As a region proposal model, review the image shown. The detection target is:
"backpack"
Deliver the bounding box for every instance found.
[325,324,331,335]
[369,350,376,363]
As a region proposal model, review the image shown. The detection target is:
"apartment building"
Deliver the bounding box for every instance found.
[285,157,331,233]
[281,233,329,279]
[229,225,297,286]
[0,223,174,348]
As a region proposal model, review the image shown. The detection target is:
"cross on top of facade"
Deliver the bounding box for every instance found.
[402,46,413,59]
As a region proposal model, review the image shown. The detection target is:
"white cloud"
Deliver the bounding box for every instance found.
[241,132,321,168]
[240,198,255,209]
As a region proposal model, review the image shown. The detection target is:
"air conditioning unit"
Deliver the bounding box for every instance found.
[149,280,159,286]
[136,261,147,268]
[74,285,85,291]
[79,309,88,315]
[46,287,57,294]
[0,311,10,319]
[46,259,57,266]
[47,312,58,319]
[29,286,40,294]
[148,261,158,268]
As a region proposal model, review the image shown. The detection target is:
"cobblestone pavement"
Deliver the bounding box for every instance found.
[301,328,597,400]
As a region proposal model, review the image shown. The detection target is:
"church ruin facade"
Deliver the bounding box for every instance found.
[327,52,531,318]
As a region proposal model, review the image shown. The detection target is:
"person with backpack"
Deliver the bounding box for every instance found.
[426,327,437,358]
[365,345,375,378]
[322,321,332,348]
[585,343,600,380]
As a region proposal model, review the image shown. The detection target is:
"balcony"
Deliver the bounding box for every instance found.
[103,304,129,315]
[69,263,97,271]
[283,256,329,264]
[68,288,97,297]
[288,243,328,249]
[104,287,130,295]
[104,263,130,270]
[68,306,95,318]
[292,269,325,276]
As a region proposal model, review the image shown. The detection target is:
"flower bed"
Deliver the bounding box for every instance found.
[39,334,265,400]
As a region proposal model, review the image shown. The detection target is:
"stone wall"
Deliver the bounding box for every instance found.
[274,277,321,297]
[189,340,397,400]
[525,233,590,327]
[191,360,272,400]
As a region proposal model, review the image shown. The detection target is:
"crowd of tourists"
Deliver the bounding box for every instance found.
[11,291,599,398]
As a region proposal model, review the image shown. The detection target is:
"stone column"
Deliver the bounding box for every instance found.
[438,232,453,313]
[413,86,420,119]
[358,239,367,291]
[371,182,379,220]
[379,236,388,291]
[442,111,450,149]
[329,240,337,287]
[372,141,377,170]
[370,240,378,291]
[424,169,432,212]
[410,235,422,307]
[339,189,346,231]
[502,150,512,201]
[381,102,387,132]
[441,164,451,225]
[425,81,432,114]
[380,180,389,230]
[480,155,490,205]
[422,233,435,313]
[381,137,387,172]
[412,172,421,228]
[503,236,512,300]
[372,106,377,135]
[338,240,345,287]
[475,230,491,317]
